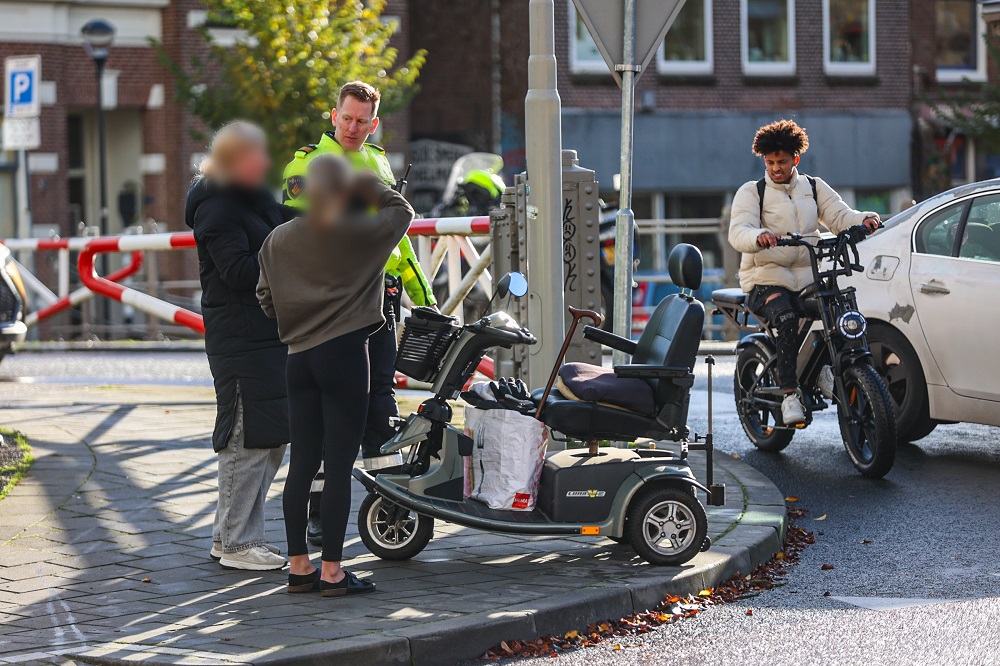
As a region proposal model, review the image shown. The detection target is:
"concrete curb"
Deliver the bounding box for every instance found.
[64,455,786,666]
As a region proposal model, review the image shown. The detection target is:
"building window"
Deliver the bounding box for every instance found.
[741,0,796,76]
[570,7,607,74]
[936,0,987,82]
[657,0,713,76]
[823,0,876,76]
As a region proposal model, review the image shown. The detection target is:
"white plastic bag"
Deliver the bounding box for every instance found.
[464,406,548,511]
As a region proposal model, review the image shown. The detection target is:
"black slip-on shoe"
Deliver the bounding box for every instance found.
[320,570,376,597]
[287,569,321,593]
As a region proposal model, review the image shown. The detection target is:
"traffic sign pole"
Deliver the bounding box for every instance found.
[5,55,41,260]
[612,0,638,366]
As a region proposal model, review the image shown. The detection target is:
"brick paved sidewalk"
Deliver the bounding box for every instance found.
[0,384,785,665]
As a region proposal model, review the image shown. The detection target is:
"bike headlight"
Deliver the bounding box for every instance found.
[836,311,867,340]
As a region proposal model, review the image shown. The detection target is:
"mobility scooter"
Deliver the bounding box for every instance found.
[354,245,725,566]
[712,225,896,478]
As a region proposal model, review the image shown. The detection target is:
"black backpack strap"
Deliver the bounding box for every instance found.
[756,178,766,223]
[805,175,818,203]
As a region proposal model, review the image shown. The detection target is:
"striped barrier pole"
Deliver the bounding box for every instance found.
[26,251,144,327]
[76,233,204,334]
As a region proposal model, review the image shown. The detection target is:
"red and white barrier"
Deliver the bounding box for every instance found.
[76,233,204,333]
[5,219,499,385]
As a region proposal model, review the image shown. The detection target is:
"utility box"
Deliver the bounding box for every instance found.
[492,150,602,383]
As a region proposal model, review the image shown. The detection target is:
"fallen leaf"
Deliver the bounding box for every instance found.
[614,644,622,651]
[775,552,785,560]
[500,641,513,654]
[785,496,799,502]
[564,630,579,640]
[745,609,753,616]
[823,591,831,597]
[820,564,835,570]
[814,514,827,521]
[730,452,740,459]
[141,577,152,583]
[861,539,872,544]
[698,589,713,597]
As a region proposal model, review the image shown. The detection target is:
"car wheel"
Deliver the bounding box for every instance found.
[866,323,932,443]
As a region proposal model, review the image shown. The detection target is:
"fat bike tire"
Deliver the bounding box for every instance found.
[839,364,897,479]
[734,344,794,452]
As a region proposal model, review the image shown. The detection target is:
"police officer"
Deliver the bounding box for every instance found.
[283,81,436,545]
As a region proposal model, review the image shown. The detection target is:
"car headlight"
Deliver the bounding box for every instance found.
[836,311,867,340]
[3,256,27,305]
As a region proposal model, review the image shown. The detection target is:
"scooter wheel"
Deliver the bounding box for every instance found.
[358,492,434,561]
[625,485,708,566]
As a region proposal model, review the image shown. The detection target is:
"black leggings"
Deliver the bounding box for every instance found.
[284,327,370,561]
[748,285,802,391]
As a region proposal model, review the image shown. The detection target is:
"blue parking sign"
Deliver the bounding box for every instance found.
[5,55,41,118]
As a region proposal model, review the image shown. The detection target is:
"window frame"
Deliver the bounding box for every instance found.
[568,3,610,75]
[656,0,714,76]
[913,199,969,257]
[741,0,796,77]
[822,0,877,77]
[935,1,988,83]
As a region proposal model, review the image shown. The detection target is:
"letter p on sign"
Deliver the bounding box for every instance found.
[5,55,41,118]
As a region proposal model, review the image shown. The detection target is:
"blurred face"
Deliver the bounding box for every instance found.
[331,95,379,151]
[229,141,271,188]
[763,151,800,184]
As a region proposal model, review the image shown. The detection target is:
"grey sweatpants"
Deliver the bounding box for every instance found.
[212,397,287,553]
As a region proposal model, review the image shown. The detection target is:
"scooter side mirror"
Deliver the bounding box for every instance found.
[507,272,528,298]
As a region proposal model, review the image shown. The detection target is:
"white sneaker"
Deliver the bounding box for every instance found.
[781,392,807,426]
[817,365,835,400]
[219,545,286,570]
[211,542,280,561]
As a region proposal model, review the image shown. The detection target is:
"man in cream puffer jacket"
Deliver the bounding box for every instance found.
[729,119,880,426]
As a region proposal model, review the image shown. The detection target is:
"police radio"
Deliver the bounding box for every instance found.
[394,163,412,195]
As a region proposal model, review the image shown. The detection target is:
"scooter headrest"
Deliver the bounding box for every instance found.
[668,243,703,291]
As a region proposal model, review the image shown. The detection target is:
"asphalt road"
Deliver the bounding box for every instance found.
[4,351,1000,665]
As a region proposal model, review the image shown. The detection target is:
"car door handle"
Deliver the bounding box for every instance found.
[919,282,950,295]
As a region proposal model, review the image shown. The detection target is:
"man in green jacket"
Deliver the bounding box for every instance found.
[283,81,436,546]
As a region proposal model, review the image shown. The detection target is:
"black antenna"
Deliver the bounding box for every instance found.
[394,163,413,194]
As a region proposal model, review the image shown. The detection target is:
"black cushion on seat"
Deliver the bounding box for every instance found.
[532,389,668,441]
[711,288,746,305]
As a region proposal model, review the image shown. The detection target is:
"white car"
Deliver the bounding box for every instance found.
[846,178,1000,441]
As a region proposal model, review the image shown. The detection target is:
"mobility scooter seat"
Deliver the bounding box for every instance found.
[710,288,746,305]
[536,244,706,442]
[531,388,666,441]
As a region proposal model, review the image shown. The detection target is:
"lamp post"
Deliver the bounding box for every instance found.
[81,19,115,240]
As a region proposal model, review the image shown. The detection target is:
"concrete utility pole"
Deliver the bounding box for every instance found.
[524,0,565,388]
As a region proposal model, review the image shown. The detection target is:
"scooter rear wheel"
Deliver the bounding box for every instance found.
[358,492,434,561]
[625,485,708,566]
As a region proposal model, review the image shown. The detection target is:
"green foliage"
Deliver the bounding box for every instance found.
[155,0,426,166]
[0,429,33,501]
[934,35,1000,155]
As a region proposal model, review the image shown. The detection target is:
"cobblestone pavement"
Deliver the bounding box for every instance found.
[0,382,783,665]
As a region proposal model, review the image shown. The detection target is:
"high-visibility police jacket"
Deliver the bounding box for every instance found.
[282,131,436,306]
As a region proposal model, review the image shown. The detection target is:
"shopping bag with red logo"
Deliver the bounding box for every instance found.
[464,405,548,511]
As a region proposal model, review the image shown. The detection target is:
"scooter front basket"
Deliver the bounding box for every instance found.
[395,307,461,382]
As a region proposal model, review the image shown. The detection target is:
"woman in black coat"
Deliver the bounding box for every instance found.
[184,121,295,571]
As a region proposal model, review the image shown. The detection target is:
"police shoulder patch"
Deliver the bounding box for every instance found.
[366,143,385,154]
[286,175,305,199]
[295,144,318,157]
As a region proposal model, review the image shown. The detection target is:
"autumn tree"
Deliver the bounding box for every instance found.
[156,0,426,166]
